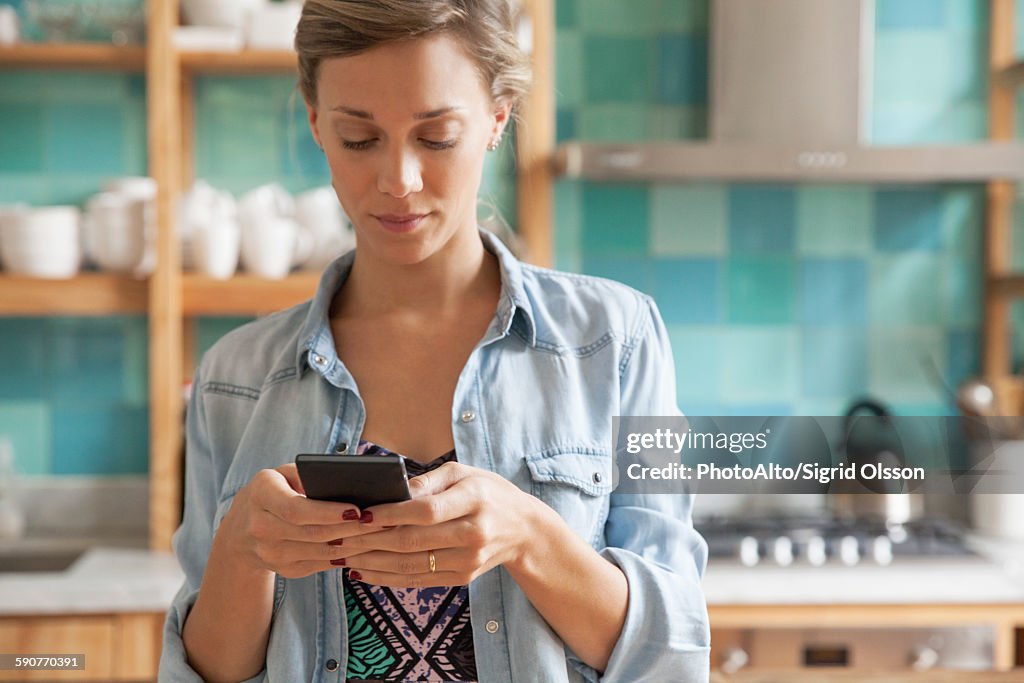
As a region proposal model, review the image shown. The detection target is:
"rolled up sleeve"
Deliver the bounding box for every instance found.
[158,364,267,683]
[569,295,710,682]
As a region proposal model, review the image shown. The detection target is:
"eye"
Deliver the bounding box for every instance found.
[341,138,377,150]
[422,139,458,151]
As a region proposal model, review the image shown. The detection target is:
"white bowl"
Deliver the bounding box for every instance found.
[0,206,81,279]
[181,0,261,29]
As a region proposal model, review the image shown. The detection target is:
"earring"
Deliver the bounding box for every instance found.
[487,136,502,152]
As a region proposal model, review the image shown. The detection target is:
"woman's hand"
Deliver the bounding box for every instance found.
[326,461,543,587]
[217,464,378,579]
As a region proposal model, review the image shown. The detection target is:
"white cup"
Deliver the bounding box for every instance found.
[246,0,302,50]
[240,216,296,279]
[193,193,241,280]
[0,6,19,45]
[295,187,356,270]
[1,206,81,279]
[84,192,147,273]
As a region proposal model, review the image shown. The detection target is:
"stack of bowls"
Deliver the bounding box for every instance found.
[0,206,81,279]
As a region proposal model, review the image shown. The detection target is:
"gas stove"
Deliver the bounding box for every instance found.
[695,514,973,567]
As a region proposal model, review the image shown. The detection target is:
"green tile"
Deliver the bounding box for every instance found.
[556,0,577,28]
[556,31,584,107]
[581,184,649,255]
[796,186,874,255]
[727,256,796,324]
[0,175,51,204]
[554,180,583,271]
[0,402,52,476]
[945,30,988,100]
[668,325,724,401]
[868,327,947,403]
[0,102,45,173]
[579,104,649,141]
[938,101,987,142]
[45,175,107,206]
[655,0,710,32]
[43,73,126,102]
[647,106,707,140]
[721,328,799,402]
[870,253,946,325]
[0,73,46,101]
[122,317,149,408]
[583,36,655,103]
[871,102,948,145]
[874,32,951,104]
[944,257,981,327]
[941,186,983,261]
[46,103,125,174]
[650,183,727,256]
[944,0,988,31]
[580,0,660,34]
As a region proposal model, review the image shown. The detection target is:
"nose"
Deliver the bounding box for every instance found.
[377,146,423,198]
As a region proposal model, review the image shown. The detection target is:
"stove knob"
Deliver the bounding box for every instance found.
[872,535,893,566]
[772,536,794,566]
[839,535,860,566]
[720,646,750,674]
[909,645,940,671]
[806,535,827,566]
[739,536,760,567]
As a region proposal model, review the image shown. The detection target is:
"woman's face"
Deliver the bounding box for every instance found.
[307,33,510,266]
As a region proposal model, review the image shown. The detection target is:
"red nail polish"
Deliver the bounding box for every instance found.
[349,570,363,581]
[359,511,373,524]
[343,509,359,521]
[330,558,346,566]
[328,538,344,546]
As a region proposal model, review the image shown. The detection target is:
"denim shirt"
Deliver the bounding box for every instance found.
[159,230,710,683]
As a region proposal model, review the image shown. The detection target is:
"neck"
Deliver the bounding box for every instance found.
[333,227,501,320]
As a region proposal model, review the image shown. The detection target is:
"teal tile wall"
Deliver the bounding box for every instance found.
[554,0,1024,417]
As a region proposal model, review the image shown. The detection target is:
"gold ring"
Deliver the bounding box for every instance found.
[428,550,437,573]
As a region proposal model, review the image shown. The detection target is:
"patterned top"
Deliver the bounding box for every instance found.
[344,441,477,683]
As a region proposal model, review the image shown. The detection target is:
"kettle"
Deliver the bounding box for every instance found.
[829,398,924,525]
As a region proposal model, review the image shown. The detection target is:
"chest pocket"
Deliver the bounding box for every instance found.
[526,449,613,548]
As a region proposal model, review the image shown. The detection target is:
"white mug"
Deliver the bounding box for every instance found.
[295,187,356,269]
[1,206,81,279]
[241,216,296,279]
[193,192,241,279]
[0,7,19,46]
[84,192,147,273]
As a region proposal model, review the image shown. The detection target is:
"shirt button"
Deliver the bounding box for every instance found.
[485,619,500,634]
[335,442,348,454]
[593,472,603,484]
[324,658,338,672]
[312,353,327,366]
[460,410,476,423]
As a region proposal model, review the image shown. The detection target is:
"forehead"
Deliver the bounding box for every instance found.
[316,33,491,116]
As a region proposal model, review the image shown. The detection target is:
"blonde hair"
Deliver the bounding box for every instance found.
[295,0,532,110]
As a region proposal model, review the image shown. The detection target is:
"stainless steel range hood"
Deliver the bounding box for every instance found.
[555,0,1024,183]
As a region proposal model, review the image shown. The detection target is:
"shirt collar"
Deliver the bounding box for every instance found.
[294,228,538,376]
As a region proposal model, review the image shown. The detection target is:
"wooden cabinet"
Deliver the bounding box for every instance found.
[0,613,164,682]
[1,0,556,551]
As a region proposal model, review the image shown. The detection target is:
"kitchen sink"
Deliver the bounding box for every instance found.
[0,548,85,573]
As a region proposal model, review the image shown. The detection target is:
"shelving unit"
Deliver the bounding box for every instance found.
[0,43,145,70]
[178,48,297,73]
[182,273,319,315]
[982,0,1023,377]
[0,274,148,315]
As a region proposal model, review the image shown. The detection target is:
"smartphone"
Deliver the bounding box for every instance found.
[295,454,412,508]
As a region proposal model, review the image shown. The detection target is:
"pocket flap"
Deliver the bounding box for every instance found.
[525,449,613,496]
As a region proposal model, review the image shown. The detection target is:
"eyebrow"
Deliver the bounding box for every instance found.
[331,106,463,121]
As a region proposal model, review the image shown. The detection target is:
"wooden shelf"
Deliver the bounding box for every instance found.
[998,58,1024,89]
[178,49,297,73]
[182,272,319,315]
[0,43,146,71]
[990,274,1024,298]
[0,273,148,315]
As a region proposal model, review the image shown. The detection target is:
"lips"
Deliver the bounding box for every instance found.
[373,213,430,234]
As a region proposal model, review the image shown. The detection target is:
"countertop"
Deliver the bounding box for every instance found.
[0,540,183,616]
[1,533,1022,616]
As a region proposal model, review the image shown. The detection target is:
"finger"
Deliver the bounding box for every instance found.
[407,461,466,498]
[255,470,360,526]
[342,548,466,576]
[341,519,470,554]
[275,463,305,495]
[272,517,385,543]
[364,477,481,527]
[344,568,464,589]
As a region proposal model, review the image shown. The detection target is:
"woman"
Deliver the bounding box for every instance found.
[160,1,709,681]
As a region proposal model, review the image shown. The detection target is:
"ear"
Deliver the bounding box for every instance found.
[492,99,513,139]
[306,100,323,150]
